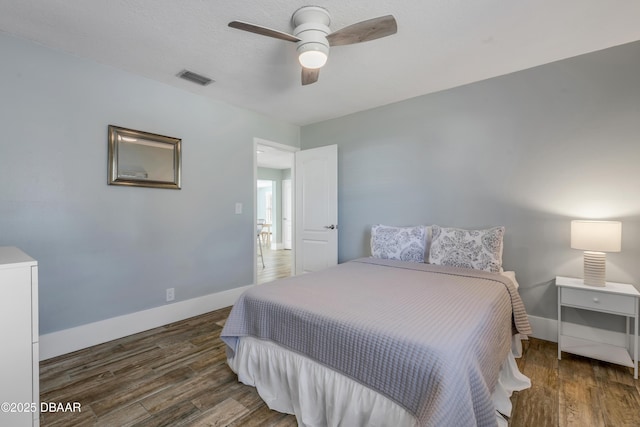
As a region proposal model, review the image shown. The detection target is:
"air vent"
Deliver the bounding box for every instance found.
[177,70,214,86]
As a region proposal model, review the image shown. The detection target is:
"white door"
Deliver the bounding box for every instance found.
[295,144,338,274]
[282,179,292,250]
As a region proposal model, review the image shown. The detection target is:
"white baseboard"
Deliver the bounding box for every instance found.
[39,285,253,361]
[528,315,558,342]
[528,315,630,347]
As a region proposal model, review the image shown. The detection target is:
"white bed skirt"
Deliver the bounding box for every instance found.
[228,335,530,427]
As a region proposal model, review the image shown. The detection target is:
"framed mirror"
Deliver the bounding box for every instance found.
[108,125,182,189]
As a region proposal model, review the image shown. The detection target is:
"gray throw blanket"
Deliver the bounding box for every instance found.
[222,258,532,427]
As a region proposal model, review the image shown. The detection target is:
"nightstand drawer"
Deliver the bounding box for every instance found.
[561,288,636,315]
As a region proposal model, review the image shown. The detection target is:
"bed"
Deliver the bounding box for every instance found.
[221,225,532,427]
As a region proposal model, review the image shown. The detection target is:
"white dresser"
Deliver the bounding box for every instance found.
[0,247,39,426]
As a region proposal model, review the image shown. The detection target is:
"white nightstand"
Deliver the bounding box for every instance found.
[556,276,639,379]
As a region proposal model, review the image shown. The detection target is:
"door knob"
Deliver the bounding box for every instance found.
[324,224,337,230]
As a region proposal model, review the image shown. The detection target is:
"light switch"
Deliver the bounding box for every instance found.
[235,202,242,214]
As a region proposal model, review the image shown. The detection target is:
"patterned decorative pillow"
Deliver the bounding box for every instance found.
[428,225,505,273]
[370,224,427,263]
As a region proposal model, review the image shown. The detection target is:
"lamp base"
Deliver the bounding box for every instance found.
[583,251,606,287]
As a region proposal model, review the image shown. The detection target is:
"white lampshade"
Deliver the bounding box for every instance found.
[570,220,621,286]
[571,220,622,252]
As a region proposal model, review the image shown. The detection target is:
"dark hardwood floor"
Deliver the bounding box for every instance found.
[39,307,296,427]
[40,305,640,426]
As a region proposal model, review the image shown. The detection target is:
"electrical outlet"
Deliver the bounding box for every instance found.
[166,288,175,302]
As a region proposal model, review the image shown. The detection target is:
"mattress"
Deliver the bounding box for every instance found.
[222,258,532,426]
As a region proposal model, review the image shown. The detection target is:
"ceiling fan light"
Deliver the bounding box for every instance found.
[299,49,328,69]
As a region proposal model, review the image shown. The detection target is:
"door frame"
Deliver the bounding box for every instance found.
[253,137,298,285]
[282,178,292,250]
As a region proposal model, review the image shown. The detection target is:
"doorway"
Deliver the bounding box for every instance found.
[255,139,296,284]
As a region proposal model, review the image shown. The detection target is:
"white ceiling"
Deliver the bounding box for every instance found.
[1,1,639,126]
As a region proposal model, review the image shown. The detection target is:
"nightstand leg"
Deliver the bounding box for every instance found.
[634,308,638,379]
[627,317,630,353]
[557,287,562,360]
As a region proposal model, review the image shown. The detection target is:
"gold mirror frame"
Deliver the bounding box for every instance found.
[108,125,182,189]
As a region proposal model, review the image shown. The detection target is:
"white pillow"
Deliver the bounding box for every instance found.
[370,224,427,263]
[429,225,505,273]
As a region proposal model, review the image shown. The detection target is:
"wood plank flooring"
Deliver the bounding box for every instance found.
[40,306,640,426]
[257,247,292,284]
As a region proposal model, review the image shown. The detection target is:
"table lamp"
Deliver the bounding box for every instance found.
[570,220,621,286]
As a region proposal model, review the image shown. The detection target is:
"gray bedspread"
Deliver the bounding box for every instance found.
[221,258,532,427]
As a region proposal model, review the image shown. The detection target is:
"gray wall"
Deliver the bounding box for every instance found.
[301,41,640,328]
[3,29,638,336]
[0,33,299,334]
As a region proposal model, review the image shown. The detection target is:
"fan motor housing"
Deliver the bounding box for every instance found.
[292,6,331,68]
[291,6,331,27]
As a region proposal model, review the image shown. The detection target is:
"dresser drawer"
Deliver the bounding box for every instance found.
[561,288,636,315]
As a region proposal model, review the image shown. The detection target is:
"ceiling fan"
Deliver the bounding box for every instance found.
[228,6,397,85]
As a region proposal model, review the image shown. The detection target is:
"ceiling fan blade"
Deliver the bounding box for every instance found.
[301,68,319,86]
[326,15,397,46]
[228,21,300,43]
